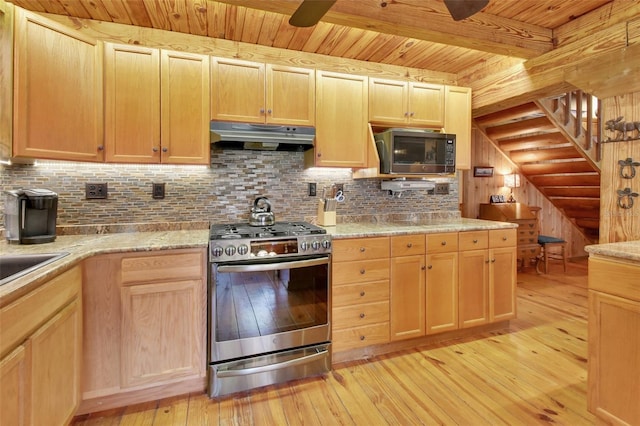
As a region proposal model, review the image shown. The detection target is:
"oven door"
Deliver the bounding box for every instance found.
[210,255,331,363]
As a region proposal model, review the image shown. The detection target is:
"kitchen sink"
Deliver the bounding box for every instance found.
[0,252,70,286]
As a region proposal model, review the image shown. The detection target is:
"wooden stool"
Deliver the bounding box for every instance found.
[538,235,567,274]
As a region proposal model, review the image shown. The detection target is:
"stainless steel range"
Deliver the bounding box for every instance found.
[208,221,332,397]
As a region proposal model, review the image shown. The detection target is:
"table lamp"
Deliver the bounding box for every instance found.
[504,173,521,203]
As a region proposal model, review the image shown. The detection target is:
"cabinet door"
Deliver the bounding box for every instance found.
[368,78,408,125]
[13,9,103,161]
[426,251,459,334]
[0,0,13,162]
[390,255,425,340]
[459,249,488,328]
[161,50,210,164]
[0,345,28,426]
[409,82,444,127]
[315,70,369,167]
[444,85,472,170]
[489,246,517,321]
[30,300,82,426]
[267,64,315,126]
[588,290,640,425]
[104,43,160,163]
[120,279,204,389]
[211,57,265,123]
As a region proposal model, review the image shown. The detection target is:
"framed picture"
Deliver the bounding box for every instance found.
[474,166,494,177]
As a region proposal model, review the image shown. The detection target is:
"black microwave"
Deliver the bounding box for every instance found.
[374,128,456,174]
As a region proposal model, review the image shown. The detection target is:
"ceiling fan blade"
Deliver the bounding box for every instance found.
[443,0,489,21]
[289,0,337,27]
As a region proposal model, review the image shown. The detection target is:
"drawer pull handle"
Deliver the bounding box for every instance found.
[360,336,365,341]
[473,239,478,243]
[502,236,507,241]
[360,269,366,274]
[360,291,365,297]
[360,247,366,252]
[407,243,413,248]
[441,241,447,245]
[359,313,365,319]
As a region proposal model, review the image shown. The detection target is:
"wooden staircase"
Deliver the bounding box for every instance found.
[474,92,601,241]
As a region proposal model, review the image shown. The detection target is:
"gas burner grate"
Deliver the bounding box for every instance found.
[209,221,326,240]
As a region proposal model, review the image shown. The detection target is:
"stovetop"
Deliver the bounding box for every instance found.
[209,221,326,240]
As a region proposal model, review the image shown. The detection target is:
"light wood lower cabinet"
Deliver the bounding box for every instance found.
[0,266,82,426]
[588,256,640,425]
[425,233,459,334]
[332,237,390,352]
[79,248,207,414]
[459,229,517,328]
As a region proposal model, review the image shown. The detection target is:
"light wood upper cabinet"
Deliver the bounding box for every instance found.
[13,8,103,162]
[104,44,210,164]
[0,0,13,162]
[369,78,444,127]
[104,43,160,163]
[211,57,314,126]
[313,70,369,168]
[161,50,210,165]
[444,85,472,170]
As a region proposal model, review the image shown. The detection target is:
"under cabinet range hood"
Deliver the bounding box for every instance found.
[210,121,315,151]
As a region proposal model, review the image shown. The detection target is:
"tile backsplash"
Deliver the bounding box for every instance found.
[0,150,459,230]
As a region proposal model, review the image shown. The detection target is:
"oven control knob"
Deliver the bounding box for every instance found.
[237,244,249,255]
[211,246,224,257]
[311,241,320,250]
[322,239,331,249]
[300,241,309,251]
[225,246,236,256]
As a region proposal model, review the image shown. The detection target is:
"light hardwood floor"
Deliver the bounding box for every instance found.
[72,259,594,425]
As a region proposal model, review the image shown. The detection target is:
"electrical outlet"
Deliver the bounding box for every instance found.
[152,183,165,199]
[86,183,108,199]
[435,182,450,195]
[308,183,317,196]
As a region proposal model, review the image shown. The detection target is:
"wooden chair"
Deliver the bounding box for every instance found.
[537,235,567,274]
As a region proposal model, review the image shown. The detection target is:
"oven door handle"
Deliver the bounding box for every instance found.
[216,256,329,273]
[216,347,329,378]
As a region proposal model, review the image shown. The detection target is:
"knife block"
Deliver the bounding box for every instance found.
[317,200,336,226]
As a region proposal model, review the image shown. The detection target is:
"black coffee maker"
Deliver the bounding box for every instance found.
[4,189,58,244]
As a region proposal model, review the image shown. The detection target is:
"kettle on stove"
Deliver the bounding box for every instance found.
[249,196,275,226]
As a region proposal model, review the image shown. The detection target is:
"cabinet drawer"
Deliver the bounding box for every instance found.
[333,280,389,307]
[589,257,640,302]
[333,237,390,262]
[517,245,541,259]
[332,322,390,352]
[391,235,425,256]
[120,249,205,285]
[426,232,458,253]
[459,231,488,251]
[332,260,390,285]
[333,301,389,329]
[489,229,517,248]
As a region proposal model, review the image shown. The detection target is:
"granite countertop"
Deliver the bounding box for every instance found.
[324,218,517,238]
[584,240,640,263]
[0,217,513,307]
[0,229,210,307]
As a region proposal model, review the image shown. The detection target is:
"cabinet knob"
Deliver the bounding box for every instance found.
[162,147,168,153]
[502,236,508,241]
[260,108,265,114]
[428,265,433,269]
[441,241,447,245]
[410,112,415,116]
[359,313,365,319]
[267,109,272,114]
[360,247,366,252]
[360,291,365,297]
[473,239,478,243]
[97,145,104,151]
[407,243,412,248]
[152,147,159,152]
[360,269,366,274]
[485,259,490,263]
[360,336,365,341]
[491,258,496,263]
[404,112,409,117]
[421,265,426,270]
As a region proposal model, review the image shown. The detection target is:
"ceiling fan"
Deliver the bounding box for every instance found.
[288,0,490,27]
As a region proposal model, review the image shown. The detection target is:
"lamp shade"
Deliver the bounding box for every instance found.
[504,173,521,188]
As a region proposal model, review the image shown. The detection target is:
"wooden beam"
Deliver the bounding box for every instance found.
[216,0,553,59]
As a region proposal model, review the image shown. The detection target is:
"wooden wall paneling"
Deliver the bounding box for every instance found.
[600,92,640,243]
[462,127,592,257]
